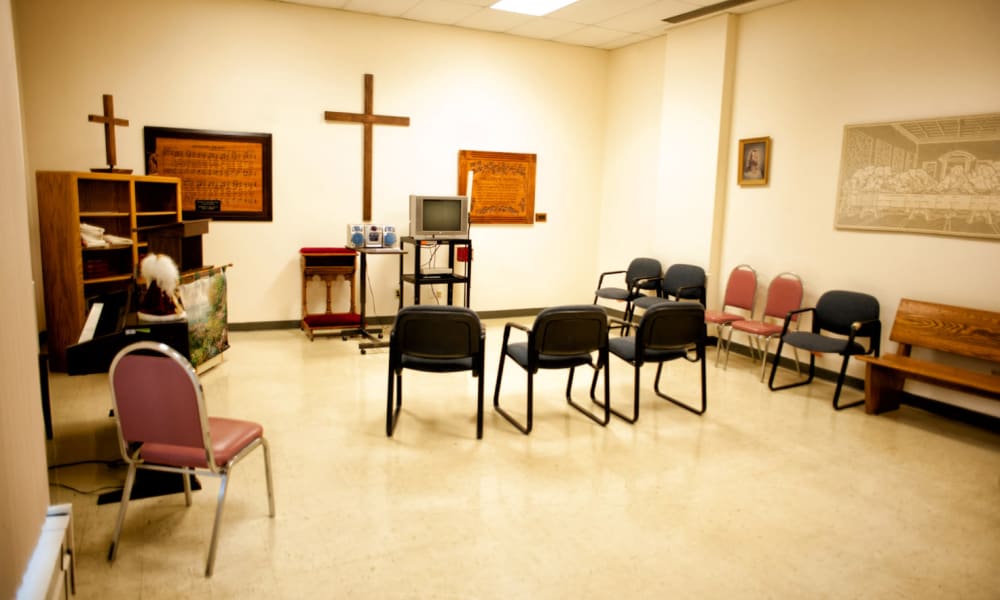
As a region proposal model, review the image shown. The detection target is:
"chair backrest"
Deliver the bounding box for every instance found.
[626,257,662,291]
[638,302,706,352]
[109,341,212,462]
[392,305,482,359]
[532,305,609,356]
[813,290,881,338]
[762,272,804,322]
[721,264,757,312]
[661,263,706,303]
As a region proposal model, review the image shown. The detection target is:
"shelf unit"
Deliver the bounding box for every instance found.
[399,236,472,307]
[37,171,183,371]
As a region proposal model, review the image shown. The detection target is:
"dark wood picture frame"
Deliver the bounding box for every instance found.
[738,136,771,186]
[144,126,273,221]
[458,150,536,224]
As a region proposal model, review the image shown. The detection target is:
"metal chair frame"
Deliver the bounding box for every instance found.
[704,264,757,367]
[493,305,610,434]
[590,304,707,423]
[593,257,662,333]
[107,341,275,577]
[386,305,486,439]
[724,271,804,381]
[767,290,882,410]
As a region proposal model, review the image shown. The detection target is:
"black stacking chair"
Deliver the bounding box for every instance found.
[493,305,610,434]
[593,257,662,330]
[387,305,486,438]
[591,302,707,422]
[629,263,707,332]
[767,290,881,410]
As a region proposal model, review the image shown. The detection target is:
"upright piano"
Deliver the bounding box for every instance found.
[65,289,189,375]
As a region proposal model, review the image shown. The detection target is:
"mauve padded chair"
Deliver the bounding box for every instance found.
[725,271,804,381]
[107,341,275,577]
[704,264,757,367]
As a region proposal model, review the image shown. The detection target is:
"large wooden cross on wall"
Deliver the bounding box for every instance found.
[325,74,410,222]
[88,93,132,173]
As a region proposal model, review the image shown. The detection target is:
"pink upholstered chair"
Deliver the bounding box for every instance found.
[725,272,804,381]
[107,341,275,577]
[704,264,757,366]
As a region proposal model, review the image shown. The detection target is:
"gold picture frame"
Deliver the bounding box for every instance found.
[738,136,771,186]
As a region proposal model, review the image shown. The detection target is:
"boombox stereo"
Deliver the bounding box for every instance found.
[346,224,365,248]
[347,224,397,248]
[382,225,397,248]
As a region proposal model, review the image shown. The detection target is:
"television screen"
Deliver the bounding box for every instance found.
[423,198,462,231]
[409,195,469,239]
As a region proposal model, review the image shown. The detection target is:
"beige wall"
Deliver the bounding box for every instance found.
[600,0,1000,414]
[1,0,50,595]
[15,0,610,324]
[12,0,1000,401]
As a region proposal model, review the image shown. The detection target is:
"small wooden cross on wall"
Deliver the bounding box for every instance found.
[88,93,132,174]
[325,74,410,222]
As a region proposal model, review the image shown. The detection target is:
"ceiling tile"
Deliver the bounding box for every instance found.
[402,0,483,24]
[343,0,421,16]
[455,7,532,32]
[554,25,631,47]
[507,16,586,40]
[599,0,702,32]
[548,0,660,25]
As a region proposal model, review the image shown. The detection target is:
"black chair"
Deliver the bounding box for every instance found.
[493,305,610,434]
[591,302,707,422]
[593,257,662,330]
[630,263,707,330]
[767,290,881,410]
[387,305,486,438]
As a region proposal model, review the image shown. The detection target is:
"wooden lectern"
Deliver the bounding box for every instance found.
[300,247,360,340]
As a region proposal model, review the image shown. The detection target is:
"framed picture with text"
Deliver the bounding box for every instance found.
[144,126,273,221]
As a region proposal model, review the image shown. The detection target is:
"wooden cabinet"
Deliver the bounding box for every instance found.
[37,171,182,371]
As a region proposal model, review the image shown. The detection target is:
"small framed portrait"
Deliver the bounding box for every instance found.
[738,136,771,186]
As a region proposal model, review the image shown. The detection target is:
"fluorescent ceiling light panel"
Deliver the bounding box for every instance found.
[490,0,578,17]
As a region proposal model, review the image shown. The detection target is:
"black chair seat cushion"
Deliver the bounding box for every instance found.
[400,355,476,373]
[782,331,867,355]
[506,342,594,370]
[608,336,687,363]
[595,288,637,302]
[633,296,669,310]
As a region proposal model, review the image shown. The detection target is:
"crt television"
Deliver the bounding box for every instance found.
[409,195,470,240]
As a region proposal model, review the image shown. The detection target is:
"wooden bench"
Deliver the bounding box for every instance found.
[857,298,1000,414]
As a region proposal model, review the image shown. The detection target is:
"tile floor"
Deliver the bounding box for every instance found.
[45,320,1000,599]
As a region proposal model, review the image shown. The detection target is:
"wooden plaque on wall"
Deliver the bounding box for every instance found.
[144,126,273,221]
[458,150,536,224]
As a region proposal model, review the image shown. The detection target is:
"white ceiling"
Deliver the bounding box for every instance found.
[276,0,791,50]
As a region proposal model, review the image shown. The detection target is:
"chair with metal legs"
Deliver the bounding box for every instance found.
[493,305,610,434]
[725,271,804,380]
[767,289,881,410]
[590,302,707,423]
[386,305,486,439]
[107,341,275,577]
[704,264,757,367]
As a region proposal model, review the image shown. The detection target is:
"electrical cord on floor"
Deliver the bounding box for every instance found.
[49,481,124,495]
[48,458,123,470]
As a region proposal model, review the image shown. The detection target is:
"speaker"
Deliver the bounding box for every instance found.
[365,224,383,247]
[382,225,397,248]
[346,224,365,248]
